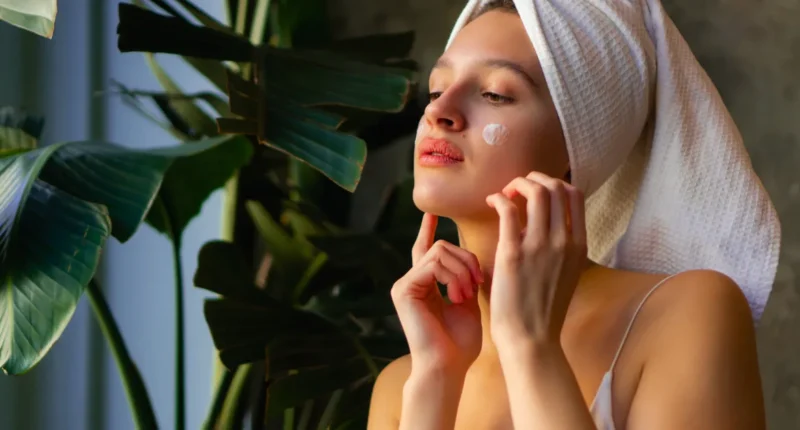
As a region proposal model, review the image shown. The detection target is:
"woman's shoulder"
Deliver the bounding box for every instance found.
[640,269,754,335]
[367,354,411,427]
[629,268,759,382]
[374,353,412,390]
[622,273,765,427]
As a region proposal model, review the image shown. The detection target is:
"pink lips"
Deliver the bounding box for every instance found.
[417,137,464,167]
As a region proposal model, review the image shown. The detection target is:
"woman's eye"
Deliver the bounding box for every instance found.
[428,91,442,102]
[483,92,514,104]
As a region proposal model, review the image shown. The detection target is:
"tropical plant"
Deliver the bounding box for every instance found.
[2,0,433,427]
[0,105,252,428]
[0,0,57,38]
[113,0,440,426]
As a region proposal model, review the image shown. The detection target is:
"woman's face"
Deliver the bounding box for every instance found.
[413,11,567,221]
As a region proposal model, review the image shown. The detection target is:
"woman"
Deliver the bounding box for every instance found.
[368,0,781,429]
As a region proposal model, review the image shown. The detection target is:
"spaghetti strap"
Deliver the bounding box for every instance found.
[607,273,680,372]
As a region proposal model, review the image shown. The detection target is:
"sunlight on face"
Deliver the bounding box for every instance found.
[412,10,567,221]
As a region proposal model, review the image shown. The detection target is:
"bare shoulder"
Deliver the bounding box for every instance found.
[627,269,764,429]
[645,269,755,338]
[367,354,412,429]
[638,269,757,359]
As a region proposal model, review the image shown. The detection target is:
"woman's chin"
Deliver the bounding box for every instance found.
[412,185,484,219]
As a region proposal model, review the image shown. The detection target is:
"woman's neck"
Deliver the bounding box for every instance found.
[455,218,596,367]
[455,219,505,364]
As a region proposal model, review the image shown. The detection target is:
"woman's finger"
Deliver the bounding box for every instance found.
[486,193,522,260]
[393,259,456,302]
[411,213,438,265]
[424,240,484,285]
[523,172,570,246]
[501,177,550,242]
[406,243,477,303]
[432,245,475,303]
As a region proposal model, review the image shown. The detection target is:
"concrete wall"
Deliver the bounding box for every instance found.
[332,1,800,428]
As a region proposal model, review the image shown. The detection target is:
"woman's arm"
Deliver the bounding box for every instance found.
[496,336,596,429]
[486,173,597,429]
[399,365,466,430]
[367,356,467,430]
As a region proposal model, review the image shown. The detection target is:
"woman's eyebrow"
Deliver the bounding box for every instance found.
[432,57,539,89]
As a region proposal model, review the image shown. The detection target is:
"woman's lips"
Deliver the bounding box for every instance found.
[417,137,464,167]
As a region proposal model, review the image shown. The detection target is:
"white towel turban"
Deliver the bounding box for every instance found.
[446,0,781,321]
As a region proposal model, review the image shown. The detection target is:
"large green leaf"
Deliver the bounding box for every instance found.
[0,0,57,38]
[0,177,110,374]
[145,135,252,239]
[117,4,252,62]
[36,135,251,242]
[321,32,416,65]
[194,241,340,368]
[0,139,112,375]
[128,1,234,92]
[0,126,251,374]
[261,103,366,192]
[262,46,413,112]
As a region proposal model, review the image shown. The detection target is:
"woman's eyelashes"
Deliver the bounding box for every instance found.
[482,92,514,104]
[427,90,515,105]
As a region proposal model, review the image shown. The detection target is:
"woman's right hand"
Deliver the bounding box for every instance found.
[391,213,483,376]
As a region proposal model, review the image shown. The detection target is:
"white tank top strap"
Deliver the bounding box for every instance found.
[607,273,680,373]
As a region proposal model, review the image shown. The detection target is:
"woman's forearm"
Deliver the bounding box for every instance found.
[400,368,465,430]
[498,339,596,429]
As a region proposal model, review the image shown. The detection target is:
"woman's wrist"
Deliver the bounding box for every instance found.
[400,366,467,430]
[493,329,563,367]
[405,363,467,395]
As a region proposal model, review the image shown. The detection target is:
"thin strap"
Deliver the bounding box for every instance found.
[607,273,680,372]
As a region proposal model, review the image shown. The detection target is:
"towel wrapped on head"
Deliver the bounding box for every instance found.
[446,0,781,321]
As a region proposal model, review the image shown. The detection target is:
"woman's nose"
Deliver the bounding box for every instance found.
[423,90,466,132]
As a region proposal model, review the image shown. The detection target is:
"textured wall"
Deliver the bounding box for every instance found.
[330,0,800,428]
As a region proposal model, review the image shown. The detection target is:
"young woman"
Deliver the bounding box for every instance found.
[368,0,781,429]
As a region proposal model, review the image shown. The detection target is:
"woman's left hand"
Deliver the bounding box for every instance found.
[485,171,588,349]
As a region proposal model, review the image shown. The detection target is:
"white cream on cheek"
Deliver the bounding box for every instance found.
[482,123,509,146]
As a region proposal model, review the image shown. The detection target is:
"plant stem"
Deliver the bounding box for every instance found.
[211,174,239,393]
[203,367,235,430]
[86,279,158,429]
[172,236,186,430]
[218,364,254,429]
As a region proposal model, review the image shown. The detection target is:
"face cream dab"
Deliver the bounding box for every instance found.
[482,123,509,146]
